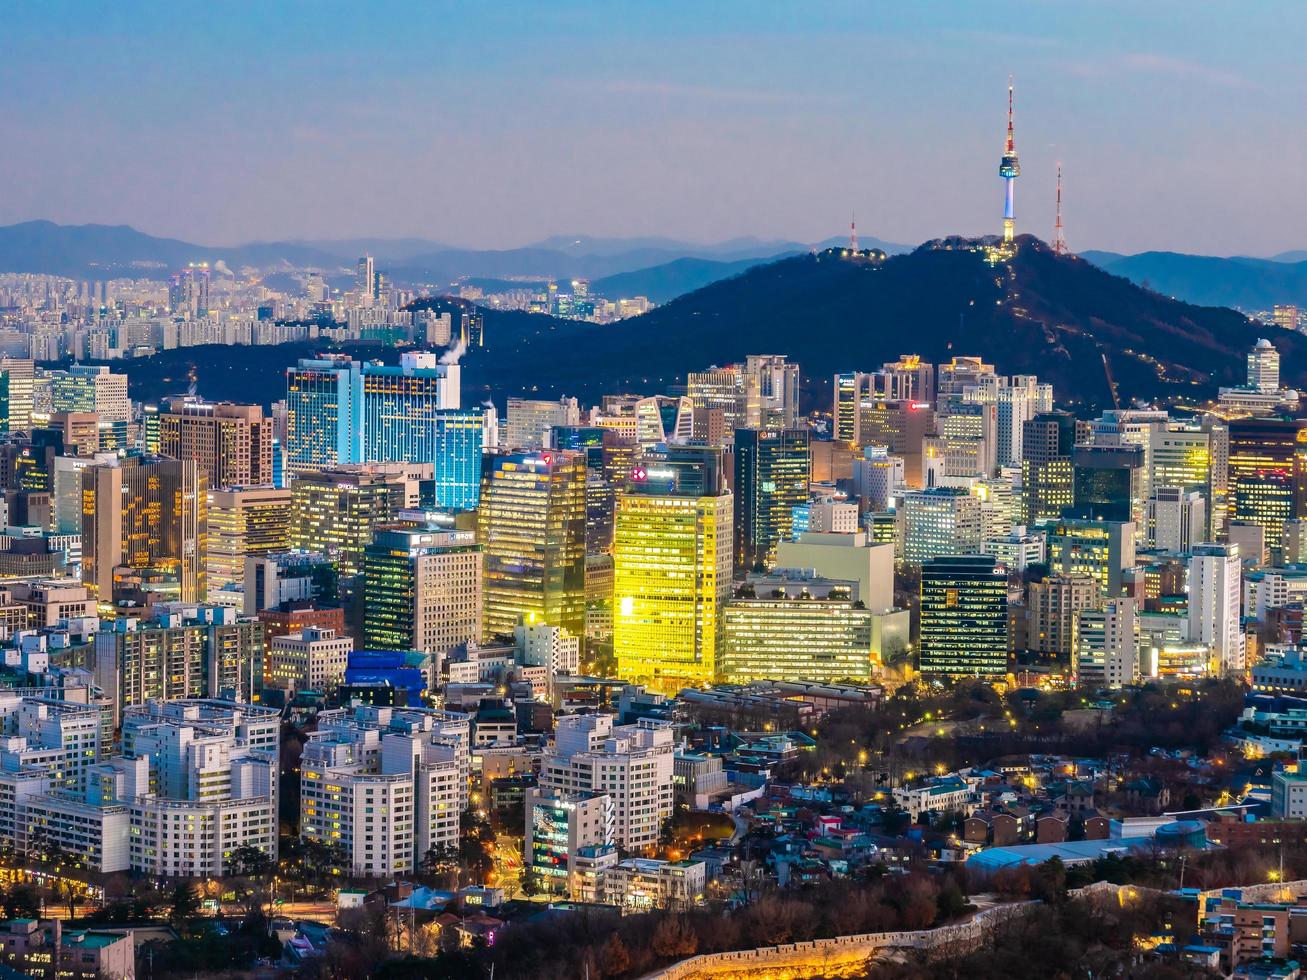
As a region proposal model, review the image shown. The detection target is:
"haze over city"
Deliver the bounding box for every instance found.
[3,1,1304,255]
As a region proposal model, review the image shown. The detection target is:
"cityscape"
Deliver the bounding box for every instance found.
[3,4,1307,980]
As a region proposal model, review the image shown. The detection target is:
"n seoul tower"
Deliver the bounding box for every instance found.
[998,81,1020,243]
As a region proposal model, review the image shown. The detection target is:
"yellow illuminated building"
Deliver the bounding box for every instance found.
[478,451,587,640]
[206,486,292,590]
[614,490,732,692]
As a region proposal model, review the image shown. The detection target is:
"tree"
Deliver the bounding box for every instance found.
[651,915,699,959]
[169,882,202,931]
[53,878,83,921]
[521,863,543,898]
[600,932,631,977]
[3,884,41,920]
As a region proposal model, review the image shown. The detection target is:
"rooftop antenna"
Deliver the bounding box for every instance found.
[1053,164,1068,255]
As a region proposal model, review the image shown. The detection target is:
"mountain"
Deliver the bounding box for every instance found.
[1082,249,1307,312]
[523,234,909,259]
[589,253,795,303]
[280,237,454,262]
[1272,250,1307,264]
[0,221,347,277]
[433,235,1304,411]
[98,236,1294,415]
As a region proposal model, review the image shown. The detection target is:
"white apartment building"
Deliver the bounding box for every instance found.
[301,705,469,877]
[7,699,279,876]
[1189,543,1245,674]
[538,715,674,851]
[267,627,353,694]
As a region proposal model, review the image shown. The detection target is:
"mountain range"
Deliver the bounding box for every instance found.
[1082,250,1307,312]
[96,235,1299,415]
[0,221,906,292]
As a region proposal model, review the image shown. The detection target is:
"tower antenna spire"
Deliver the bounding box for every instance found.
[850,212,858,252]
[1053,164,1067,254]
[998,77,1021,245]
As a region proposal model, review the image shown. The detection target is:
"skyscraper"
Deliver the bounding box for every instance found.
[1188,543,1245,674]
[82,456,208,603]
[733,427,810,571]
[1228,417,1307,547]
[1071,443,1145,525]
[159,400,275,489]
[998,83,1020,243]
[479,451,587,641]
[686,364,760,433]
[206,487,293,593]
[1021,410,1080,525]
[614,449,733,692]
[357,255,376,303]
[1248,338,1281,393]
[290,468,404,579]
[918,555,1008,676]
[363,524,483,659]
[284,353,479,507]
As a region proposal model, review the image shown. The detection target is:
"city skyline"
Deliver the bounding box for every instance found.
[3,2,1306,256]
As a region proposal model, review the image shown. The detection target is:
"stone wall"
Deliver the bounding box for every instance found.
[636,902,1031,980]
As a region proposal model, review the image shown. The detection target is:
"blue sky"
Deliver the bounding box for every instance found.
[1,2,1302,254]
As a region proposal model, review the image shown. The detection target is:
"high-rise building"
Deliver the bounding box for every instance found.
[720,573,873,683]
[363,524,483,659]
[901,487,984,566]
[686,364,760,433]
[1026,575,1098,661]
[614,450,733,692]
[479,451,587,641]
[852,445,905,511]
[1228,417,1307,548]
[1072,443,1145,525]
[993,376,1053,468]
[159,399,275,489]
[1149,424,1212,536]
[776,530,894,614]
[918,555,1008,676]
[1075,598,1138,689]
[506,397,581,450]
[1249,338,1281,393]
[290,468,404,579]
[285,354,479,507]
[301,705,466,877]
[1188,542,1245,674]
[93,606,266,725]
[733,428,810,571]
[537,714,674,852]
[356,255,376,302]
[284,356,360,473]
[0,358,35,433]
[48,365,129,423]
[1047,517,1136,597]
[744,355,801,429]
[935,356,997,410]
[168,263,211,317]
[81,456,208,603]
[1146,487,1206,553]
[1021,410,1080,525]
[1273,306,1300,333]
[855,399,934,487]
[206,487,293,594]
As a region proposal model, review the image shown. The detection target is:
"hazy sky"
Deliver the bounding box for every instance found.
[2,2,1303,255]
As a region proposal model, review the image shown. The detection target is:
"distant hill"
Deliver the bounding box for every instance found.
[1082,249,1307,312]
[589,253,794,303]
[0,221,346,278]
[96,236,1298,415]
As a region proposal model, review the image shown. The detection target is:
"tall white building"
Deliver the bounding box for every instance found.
[1249,338,1281,393]
[1188,543,1245,674]
[301,705,469,877]
[1076,598,1138,689]
[852,446,904,511]
[538,715,674,851]
[505,397,582,450]
[1146,487,1206,553]
[900,487,983,566]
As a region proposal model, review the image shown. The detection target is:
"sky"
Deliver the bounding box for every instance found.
[1,1,1303,256]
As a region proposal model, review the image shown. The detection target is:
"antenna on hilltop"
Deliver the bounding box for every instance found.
[1053,164,1067,254]
[850,212,858,252]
